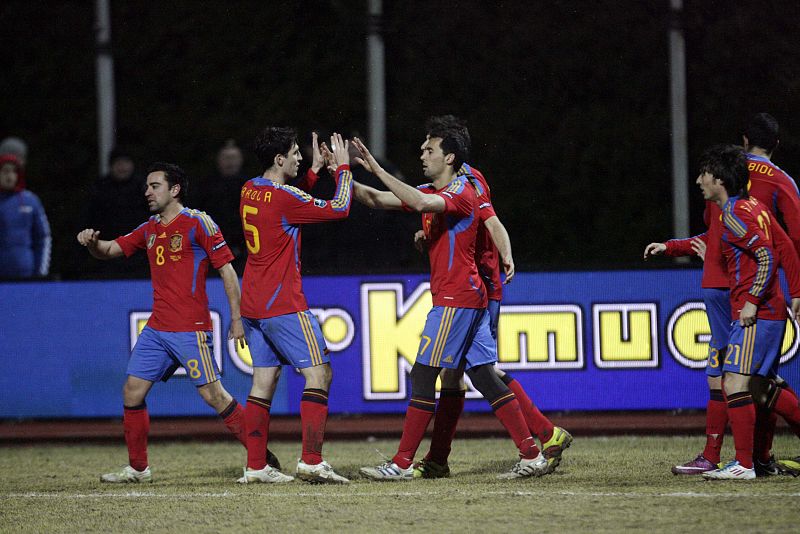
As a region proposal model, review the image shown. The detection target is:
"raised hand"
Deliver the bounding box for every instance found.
[320,142,338,175]
[330,132,350,167]
[352,137,381,175]
[311,131,324,174]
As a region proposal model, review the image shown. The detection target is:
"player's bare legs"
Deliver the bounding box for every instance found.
[299,362,332,391]
[122,375,154,406]
[197,380,234,412]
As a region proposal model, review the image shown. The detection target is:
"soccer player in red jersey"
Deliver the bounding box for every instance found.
[353,123,548,480]
[409,117,572,479]
[646,115,800,476]
[237,129,352,484]
[77,162,268,483]
[684,145,800,479]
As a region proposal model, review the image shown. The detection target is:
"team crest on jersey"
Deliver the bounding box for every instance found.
[314,199,327,208]
[169,234,183,252]
[147,234,156,249]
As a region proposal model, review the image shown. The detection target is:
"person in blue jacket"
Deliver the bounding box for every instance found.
[0,154,51,278]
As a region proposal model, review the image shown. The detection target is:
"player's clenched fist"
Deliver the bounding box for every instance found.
[77,229,101,247]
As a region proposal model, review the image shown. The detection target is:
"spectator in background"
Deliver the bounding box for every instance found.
[197,140,249,274]
[0,137,28,167]
[86,148,149,277]
[0,154,51,279]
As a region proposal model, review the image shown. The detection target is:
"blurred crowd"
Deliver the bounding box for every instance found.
[0,134,425,281]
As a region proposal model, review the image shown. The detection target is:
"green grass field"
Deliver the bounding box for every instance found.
[2,435,799,533]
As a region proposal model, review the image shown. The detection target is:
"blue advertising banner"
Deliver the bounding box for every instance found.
[2,270,799,418]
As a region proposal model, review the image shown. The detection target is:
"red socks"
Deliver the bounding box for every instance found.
[245,396,271,470]
[491,392,540,459]
[726,391,755,469]
[300,389,329,465]
[502,375,554,441]
[753,407,777,463]
[123,404,149,471]
[772,386,800,435]
[220,399,246,447]
[426,388,466,464]
[392,398,436,469]
[702,388,727,464]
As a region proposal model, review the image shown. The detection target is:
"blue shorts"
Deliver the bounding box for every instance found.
[703,288,731,378]
[128,326,219,386]
[415,306,497,370]
[243,310,329,369]
[723,319,784,377]
[488,299,501,341]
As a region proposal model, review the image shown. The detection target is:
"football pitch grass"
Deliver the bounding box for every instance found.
[2,435,799,533]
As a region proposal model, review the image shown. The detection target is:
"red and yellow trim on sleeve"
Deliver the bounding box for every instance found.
[722,207,747,238]
[749,247,773,298]
[187,209,219,237]
[331,166,353,211]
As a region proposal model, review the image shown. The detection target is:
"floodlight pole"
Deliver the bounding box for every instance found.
[95,0,117,177]
[367,0,387,159]
[669,0,690,261]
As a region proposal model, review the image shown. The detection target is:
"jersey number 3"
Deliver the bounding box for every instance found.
[242,205,261,254]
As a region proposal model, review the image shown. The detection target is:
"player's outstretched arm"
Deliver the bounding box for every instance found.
[76,228,124,260]
[484,215,515,284]
[218,262,245,349]
[354,181,403,210]
[352,137,444,213]
[643,242,666,260]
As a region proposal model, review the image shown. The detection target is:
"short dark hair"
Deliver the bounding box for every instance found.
[253,127,297,170]
[425,115,471,170]
[147,162,189,202]
[744,112,779,153]
[698,144,749,198]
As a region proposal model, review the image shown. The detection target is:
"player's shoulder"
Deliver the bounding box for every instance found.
[443,175,470,195]
[182,208,219,236]
[278,184,313,202]
[246,176,278,188]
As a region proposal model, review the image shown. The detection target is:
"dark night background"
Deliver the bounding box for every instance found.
[2,0,798,278]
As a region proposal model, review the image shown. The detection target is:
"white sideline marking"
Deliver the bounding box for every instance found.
[4,490,800,499]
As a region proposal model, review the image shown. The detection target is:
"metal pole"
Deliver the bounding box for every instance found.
[669,0,690,256]
[367,0,386,159]
[95,0,116,177]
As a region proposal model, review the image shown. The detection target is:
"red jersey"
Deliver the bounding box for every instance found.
[720,196,784,321]
[747,154,800,252]
[459,163,501,301]
[666,154,800,289]
[239,165,352,319]
[415,176,487,309]
[664,201,727,288]
[115,208,234,331]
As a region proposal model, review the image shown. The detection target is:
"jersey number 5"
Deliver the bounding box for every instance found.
[242,205,260,254]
